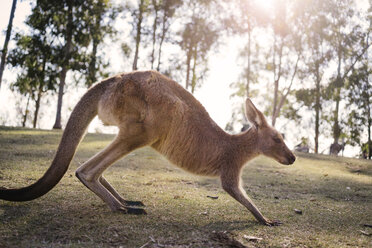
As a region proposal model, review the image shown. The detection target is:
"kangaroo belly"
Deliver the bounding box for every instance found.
[152,139,222,177]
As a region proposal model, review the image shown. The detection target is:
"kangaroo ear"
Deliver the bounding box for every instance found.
[245,98,265,128]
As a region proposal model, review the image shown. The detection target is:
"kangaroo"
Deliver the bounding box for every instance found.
[0,71,295,226]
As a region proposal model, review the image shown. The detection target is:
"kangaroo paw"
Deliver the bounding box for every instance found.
[124,200,145,207]
[264,219,282,226]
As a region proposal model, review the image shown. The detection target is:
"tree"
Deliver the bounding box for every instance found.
[0,0,17,89]
[85,0,119,87]
[295,0,332,153]
[265,0,305,127]
[225,0,263,131]
[177,0,220,93]
[327,0,371,148]
[131,0,149,70]
[150,0,160,69]
[148,0,182,71]
[346,60,371,159]
[227,0,274,99]
[7,33,59,128]
[42,0,114,129]
[157,0,182,71]
[180,17,218,93]
[21,94,31,127]
[52,0,74,129]
[6,0,130,130]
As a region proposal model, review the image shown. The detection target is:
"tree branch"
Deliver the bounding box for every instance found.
[342,31,371,80]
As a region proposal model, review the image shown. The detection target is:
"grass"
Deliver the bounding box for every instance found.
[0,126,371,247]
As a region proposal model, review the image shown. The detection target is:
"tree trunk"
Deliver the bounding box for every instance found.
[272,80,279,127]
[22,93,31,127]
[246,25,251,97]
[87,1,103,87]
[333,89,341,144]
[191,47,197,94]
[314,73,321,154]
[271,36,283,127]
[150,0,159,70]
[332,41,343,144]
[53,1,73,129]
[0,0,17,89]
[156,35,164,71]
[53,67,68,129]
[88,37,98,87]
[185,44,192,90]
[156,13,167,71]
[132,0,145,71]
[367,97,371,159]
[272,53,300,126]
[271,36,277,126]
[34,57,46,128]
[33,86,43,128]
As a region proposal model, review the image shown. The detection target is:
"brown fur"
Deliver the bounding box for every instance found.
[0,70,296,226]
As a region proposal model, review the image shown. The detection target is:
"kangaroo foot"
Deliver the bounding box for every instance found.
[263,219,282,226]
[115,206,147,215]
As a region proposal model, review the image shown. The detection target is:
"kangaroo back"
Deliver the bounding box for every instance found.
[0,79,111,201]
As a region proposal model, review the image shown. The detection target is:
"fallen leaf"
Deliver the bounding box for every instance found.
[360,230,371,236]
[243,235,263,242]
[294,209,303,215]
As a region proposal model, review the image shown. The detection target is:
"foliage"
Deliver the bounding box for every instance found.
[84,0,119,87]
[180,16,219,93]
[177,0,220,93]
[148,0,183,71]
[325,0,371,145]
[7,20,59,128]
[226,0,264,129]
[6,0,119,128]
[345,62,372,158]
[0,0,17,89]
[127,0,151,70]
[1,0,372,156]
[294,0,333,153]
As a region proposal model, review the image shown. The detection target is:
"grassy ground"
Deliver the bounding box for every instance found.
[0,126,371,248]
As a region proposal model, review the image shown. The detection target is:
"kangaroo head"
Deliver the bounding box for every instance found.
[245,98,296,165]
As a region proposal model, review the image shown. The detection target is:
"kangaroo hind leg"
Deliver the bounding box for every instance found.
[76,132,149,214]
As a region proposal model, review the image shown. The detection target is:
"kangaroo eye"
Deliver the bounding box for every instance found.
[273,137,281,143]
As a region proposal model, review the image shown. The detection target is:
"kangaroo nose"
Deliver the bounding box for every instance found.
[289,154,296,164]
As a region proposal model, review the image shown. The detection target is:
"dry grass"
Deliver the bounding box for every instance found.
[0,126,371,247]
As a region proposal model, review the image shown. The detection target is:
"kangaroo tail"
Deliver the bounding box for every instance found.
[0,79,111,201]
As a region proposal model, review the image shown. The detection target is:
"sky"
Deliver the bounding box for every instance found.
[0,0,368,157]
